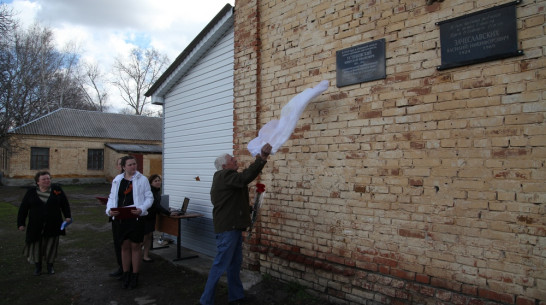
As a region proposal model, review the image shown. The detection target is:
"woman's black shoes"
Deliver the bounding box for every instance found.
[34,263,55,275]
[121,272,139,289]
[34,263,42,276]
[129,273,139,289]
[47,263,55,274]
[121,272,131,289]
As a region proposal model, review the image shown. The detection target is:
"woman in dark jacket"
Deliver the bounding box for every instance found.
[142,174,173,262]
[17,171,72,275]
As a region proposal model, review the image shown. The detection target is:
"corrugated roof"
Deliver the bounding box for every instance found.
[105,143,162,153]
[9,108,162,141]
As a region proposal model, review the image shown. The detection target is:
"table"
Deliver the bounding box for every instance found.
[155,213,203,261]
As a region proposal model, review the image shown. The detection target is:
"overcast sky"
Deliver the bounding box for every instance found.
[5,0,235,112]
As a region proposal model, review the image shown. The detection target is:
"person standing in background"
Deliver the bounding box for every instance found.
[142,174,174,262]
[17,171,72,275]
[109,157,124,278]
[106,156,153,289]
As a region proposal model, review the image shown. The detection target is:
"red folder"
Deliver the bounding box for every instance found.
[111,207,138,219]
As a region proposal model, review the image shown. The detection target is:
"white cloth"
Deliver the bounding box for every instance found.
[248,80,329,156]
[105,171,153,218]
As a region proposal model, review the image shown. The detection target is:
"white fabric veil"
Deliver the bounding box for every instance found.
[248,80,329,156]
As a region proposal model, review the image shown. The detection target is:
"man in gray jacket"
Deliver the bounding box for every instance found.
[199,143,272,305]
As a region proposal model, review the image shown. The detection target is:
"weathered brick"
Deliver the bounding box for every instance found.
[235,1,546,304]
[516,296,535,305]
[478,288,515,304]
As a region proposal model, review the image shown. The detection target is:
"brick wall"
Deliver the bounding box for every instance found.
[234,0,545,304]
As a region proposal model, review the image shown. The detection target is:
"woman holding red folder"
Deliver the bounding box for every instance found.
[105,155,153,289]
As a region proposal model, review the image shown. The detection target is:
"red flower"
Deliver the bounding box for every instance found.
[256,183,265,193]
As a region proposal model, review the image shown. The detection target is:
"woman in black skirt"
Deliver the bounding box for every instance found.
[106,156,153,289]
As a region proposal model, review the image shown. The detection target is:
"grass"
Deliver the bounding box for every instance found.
[0,184,334,305]
[0,202,24,276]
[1,203,67,303]
[0,184,114,304]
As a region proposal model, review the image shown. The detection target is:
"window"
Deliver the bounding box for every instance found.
[0,147,7,170]
[31,147,49,170]
[87,149,104,170]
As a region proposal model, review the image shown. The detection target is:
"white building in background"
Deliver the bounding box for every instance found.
[145,4,234,256]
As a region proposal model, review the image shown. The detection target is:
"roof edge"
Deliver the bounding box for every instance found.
[8,108,63,133]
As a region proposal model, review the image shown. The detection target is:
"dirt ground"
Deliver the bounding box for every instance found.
[0,183,336,305]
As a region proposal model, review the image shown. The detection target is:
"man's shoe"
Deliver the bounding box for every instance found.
[109,267,123,277]
[228,298,248,305]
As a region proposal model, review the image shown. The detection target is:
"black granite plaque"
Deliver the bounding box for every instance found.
[437,1,522,70]
[336,38,386,88]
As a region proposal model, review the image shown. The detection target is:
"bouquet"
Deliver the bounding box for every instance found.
[247,183,266,240]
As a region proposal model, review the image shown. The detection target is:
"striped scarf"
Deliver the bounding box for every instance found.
[37,188,50,203]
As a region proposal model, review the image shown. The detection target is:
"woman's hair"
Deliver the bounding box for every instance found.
[214,153,230,171]
[148,174,161,185]
[120,155,136,172]
[116,157,123,174]
[34,171,51,183]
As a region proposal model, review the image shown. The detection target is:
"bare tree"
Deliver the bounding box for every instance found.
[111,47,169,115]
[0,3,16,148]
[50,70,97,111]
[80,61,109,112]
[0,23,55,146]
[0,3,15,36]
[0,21,95,148]
[55,41,82,108]
[3,24,62,125]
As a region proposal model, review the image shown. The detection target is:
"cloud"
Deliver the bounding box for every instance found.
[7,0,235,112]
[35,0,165,30]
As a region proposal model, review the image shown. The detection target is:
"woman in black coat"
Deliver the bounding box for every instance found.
[17,171,72,275]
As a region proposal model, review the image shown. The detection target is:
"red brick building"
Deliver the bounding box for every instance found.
[232,1,545,304]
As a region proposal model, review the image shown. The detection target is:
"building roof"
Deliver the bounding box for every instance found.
[105,143,162,154]
[144,3,233,102]
[9,108,162,141]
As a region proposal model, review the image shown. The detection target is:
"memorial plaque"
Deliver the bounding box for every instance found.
[336,38,386,88]
[437,1,522,70]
